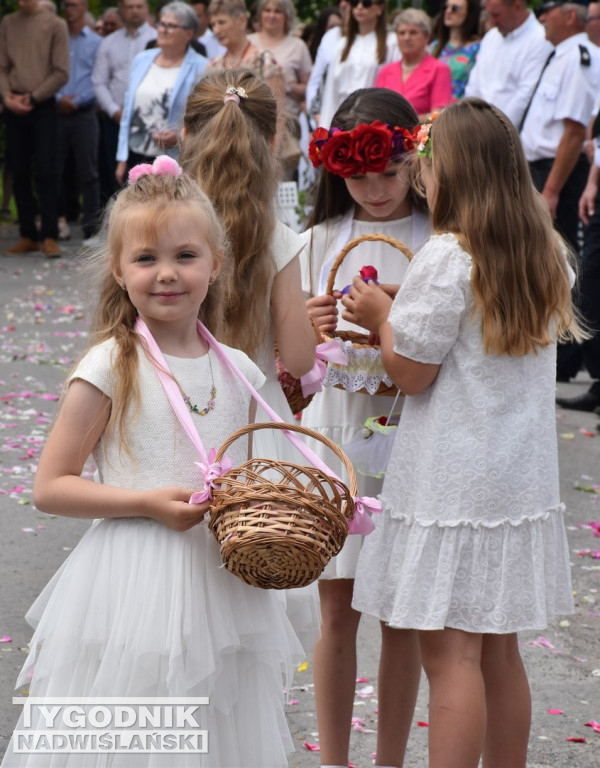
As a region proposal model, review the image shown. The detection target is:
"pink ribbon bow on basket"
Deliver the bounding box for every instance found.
[299,339,348,397]
[135,318,381,535]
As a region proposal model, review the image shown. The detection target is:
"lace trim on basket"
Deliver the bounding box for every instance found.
[322,341,393,394]
[383,503,566,529]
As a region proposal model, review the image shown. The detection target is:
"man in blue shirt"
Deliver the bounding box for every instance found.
[56,0,101,243]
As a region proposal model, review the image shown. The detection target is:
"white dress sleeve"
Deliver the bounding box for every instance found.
[389,233,472,364]
[68,339,118,397]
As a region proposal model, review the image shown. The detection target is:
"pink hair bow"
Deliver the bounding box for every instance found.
[348,496,382,536]
[189,448,235,504]
[299,340,348,397]
[128,155,183,185]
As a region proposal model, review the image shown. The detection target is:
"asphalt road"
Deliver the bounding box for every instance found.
[0,222,599,767]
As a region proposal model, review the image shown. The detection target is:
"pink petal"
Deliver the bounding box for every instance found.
[548,709,564,715]
[303,742,320,751]
[0,636,11,643]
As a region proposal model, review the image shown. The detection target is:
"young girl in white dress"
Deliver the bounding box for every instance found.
[1,158,304,768]
[344,99,579,768]
[300,88,430,768]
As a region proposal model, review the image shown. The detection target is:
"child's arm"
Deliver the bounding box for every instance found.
[341,277,439,396]
[33,379,208,532]
[272,255,316,379]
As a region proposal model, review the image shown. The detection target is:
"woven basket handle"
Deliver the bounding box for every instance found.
[213,421,358,497]
[325,233,414,296]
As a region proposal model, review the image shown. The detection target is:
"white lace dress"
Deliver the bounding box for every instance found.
[299,211,431,579]
[352,234,574,632]
[1,339,305,768]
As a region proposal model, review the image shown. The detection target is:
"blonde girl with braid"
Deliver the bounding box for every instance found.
[344,98,581,768]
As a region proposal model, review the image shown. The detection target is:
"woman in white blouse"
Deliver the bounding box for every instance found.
[319,0,397,129]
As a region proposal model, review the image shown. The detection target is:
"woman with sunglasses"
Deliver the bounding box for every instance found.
[115,1,207,185]
[318,0,396,129]
[430,0,481,100]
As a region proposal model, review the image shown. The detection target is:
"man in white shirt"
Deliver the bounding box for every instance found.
[465,0,552,127]
[92,0,155,197]
[521,0,599,389]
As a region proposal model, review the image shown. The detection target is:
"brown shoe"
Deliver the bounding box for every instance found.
[41,238,62,258]
[4,237,40,255]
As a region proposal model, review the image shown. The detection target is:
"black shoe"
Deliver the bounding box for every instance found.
[555,391,600,412]
[594,405,600,416]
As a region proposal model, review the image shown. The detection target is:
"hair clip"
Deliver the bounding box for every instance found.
[128,155,183,185]
[223,85,248,105]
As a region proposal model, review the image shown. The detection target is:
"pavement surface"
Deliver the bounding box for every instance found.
[0,220,599,767]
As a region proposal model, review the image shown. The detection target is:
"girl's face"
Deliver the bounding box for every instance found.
[443,0,468,29]
[113,205,220,334]
[345,161,412,222]
[420,160,436,212]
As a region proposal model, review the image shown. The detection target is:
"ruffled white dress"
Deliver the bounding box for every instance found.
[352,234,574,632]
[299,210,431,578]
[1,339,305,768]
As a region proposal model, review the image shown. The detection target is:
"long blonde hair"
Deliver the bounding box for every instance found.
[425,98,581,356]
[83,170,228,448]
[180,68,279,359]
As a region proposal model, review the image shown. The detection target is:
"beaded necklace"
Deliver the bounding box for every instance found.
[175,349,217,416]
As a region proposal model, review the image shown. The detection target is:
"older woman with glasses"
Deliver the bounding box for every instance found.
[430,0,481,100]
[319,0,397,128]
[375,8,453,118]
[115,1,207,184]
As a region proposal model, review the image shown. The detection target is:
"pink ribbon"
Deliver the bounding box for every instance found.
[189,449,234,504]
[348,496,382,536]
[137,317,376,535]
[299,339,347,397]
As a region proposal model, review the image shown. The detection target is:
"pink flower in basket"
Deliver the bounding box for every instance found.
[340,265,379,294]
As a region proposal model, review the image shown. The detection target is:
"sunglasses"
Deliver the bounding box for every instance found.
[350,0,380,8]
[445,3,462,11]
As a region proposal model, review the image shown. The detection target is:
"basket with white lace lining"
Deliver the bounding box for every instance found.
[321,233,414,396]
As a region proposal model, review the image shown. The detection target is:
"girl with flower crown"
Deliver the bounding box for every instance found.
[299,87,431,768]
[344,99,580,768]
[1,158,304,768]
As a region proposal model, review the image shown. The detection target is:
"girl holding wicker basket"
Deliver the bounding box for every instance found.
[2,158,305,768]
[300,87,431,768]
[344,100,580,768]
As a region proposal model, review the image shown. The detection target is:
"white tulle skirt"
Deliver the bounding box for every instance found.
[1,517,305,768]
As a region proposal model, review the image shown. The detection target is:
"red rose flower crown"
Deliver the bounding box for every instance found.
[309,120,415,179]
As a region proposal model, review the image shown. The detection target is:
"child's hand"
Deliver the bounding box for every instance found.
[142,487,209,531]
[341,276,392,333]
[307,293,339,333]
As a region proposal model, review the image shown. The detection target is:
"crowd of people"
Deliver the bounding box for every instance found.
[1,0,600,767]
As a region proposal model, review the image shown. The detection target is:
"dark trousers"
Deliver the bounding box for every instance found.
[98,112,120,204]
[529,154,590,379]
[529,154,589,254]
[57,108,101,239]
[571,191,600,393]
[5,98,59,240]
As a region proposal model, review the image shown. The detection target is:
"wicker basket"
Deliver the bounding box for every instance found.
[209,422,356,589]
[322,233,414,396]
[275,316,323,415]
